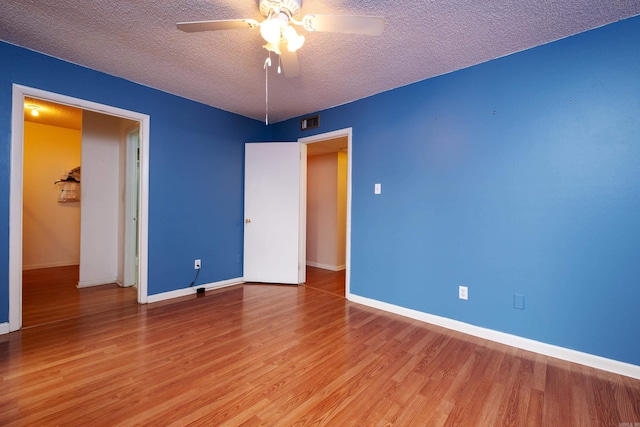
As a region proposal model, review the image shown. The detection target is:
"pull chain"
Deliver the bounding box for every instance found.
[263,53,272,125]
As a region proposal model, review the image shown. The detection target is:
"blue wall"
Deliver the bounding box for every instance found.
[2,15,639,367]
[273,16,640,365]
[0,41,270,322]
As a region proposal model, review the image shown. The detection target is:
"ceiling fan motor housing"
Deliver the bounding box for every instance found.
[260,0,302,18]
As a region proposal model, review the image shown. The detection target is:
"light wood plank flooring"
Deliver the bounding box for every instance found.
[303,266,346,297]
[2,267,639,425]
[22,265,138,328]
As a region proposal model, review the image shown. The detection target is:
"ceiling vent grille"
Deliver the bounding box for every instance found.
[300,115,319,131]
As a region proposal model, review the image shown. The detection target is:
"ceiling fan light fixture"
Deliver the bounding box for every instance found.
[283,25,305,52]
[177,0,384,84]
[260,17,283,44]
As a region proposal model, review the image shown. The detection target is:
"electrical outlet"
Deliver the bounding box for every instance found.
[459,285,468,300]
[194,259,201,270]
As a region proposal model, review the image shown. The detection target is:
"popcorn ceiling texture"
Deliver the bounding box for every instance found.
[1,0,638,123]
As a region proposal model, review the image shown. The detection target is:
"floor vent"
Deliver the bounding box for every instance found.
[300,115,319,131]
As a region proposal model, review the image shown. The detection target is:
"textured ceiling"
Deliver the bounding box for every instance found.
[1,1,639,123]
[24,97,83,130]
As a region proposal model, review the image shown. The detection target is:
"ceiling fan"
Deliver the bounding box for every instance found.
[177,0,385,77]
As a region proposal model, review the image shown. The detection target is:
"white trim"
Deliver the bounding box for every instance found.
[298,143,307,284]
[306,261,346,271]
[9,86,25,332]
[348,293,640,380]
[22,262,80,271]
[137,112,150,304]
[299,128,352,295]
[9,84,151,332]
[147,278,244,303]
[124,127,139,288]
[0,323,9,335]
[77,277,119,288]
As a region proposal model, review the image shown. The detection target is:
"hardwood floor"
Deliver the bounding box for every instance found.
[303,266,345,297]
[22,265,138,327]
[2,268,639,425]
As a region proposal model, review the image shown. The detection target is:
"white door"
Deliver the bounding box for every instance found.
[123,127,139,287]
[244,142,306,284]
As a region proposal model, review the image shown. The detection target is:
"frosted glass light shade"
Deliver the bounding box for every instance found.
[283,25,305,52]
[260,19,282,44]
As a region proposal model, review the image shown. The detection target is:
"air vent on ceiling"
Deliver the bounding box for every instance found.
[300,115,319,131]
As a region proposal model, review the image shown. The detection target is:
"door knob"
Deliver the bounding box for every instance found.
[245,218,251,224]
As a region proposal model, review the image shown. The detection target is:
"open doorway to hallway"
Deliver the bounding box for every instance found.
[304,136,349,297]
[10,84,151,332]
[21,97,138,327]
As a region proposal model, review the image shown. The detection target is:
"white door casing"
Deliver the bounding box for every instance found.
[124,128,140,287]
[299,128,352,297]
[8,84,150,332]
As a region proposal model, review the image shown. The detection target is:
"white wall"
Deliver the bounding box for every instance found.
[78,111,122,287]
[22,122,81,269]
[306,152,347,271]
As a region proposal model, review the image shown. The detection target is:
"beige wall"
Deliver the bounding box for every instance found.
[22,122,82,269]
[306,152,347,271]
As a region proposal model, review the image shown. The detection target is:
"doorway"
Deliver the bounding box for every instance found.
[300,128,352,298]
[242,129,351,296]
[9,84,150,332]
[21,100,139,326]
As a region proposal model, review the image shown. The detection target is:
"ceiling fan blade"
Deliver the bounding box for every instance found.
[177,19,258,33]
[302,15,384,36]
[279,46,300,77]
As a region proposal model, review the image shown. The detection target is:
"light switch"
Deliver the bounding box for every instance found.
[374,183,381,194]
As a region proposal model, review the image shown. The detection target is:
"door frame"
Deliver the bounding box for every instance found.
[123,127,140,288]
[9,84,151,332]
[299,127,352,296]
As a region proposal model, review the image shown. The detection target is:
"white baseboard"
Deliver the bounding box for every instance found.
[77,277,118,288]
[115,280,136,288]
[348,293,640,380]
[23,262,79,271]
[306,261,346,271]
[147,277,244,304]
[0,322,9,335]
